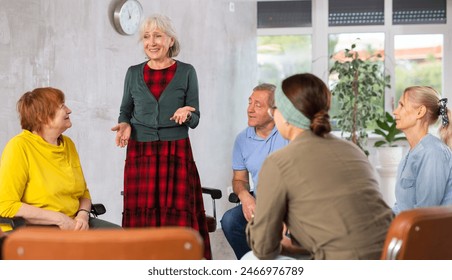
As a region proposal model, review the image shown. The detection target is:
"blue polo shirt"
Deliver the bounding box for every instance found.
[232,126,288,192]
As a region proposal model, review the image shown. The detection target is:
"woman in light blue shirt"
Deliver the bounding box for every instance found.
[393,86,452,214]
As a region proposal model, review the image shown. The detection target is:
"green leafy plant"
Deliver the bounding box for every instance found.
[373,112,407,147]
[329,42,390,154]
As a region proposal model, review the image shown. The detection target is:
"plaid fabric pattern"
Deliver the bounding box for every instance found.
[122,139,212,259]
[143,62,177,100]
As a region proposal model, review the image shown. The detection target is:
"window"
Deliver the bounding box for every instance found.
[257,1,313,86]
[258,35,312,86]
[258,1,312,28]
[393,0,446,25]
[257,0,449,130]
[329,0,384,26]
[394,34,443,106]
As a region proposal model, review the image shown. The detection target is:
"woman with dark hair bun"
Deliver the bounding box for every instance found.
[244,73,394,260]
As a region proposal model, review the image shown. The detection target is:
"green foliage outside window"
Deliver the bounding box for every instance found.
[257,35,311,87]
[395,59,442,105]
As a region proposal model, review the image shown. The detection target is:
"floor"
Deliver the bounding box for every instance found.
[209,228,237,260]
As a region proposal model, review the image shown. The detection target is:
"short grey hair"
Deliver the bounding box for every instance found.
[139,14,180,57]
[253,83,276,107]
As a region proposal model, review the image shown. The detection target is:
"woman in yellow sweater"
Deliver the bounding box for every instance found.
[0,87,119,231]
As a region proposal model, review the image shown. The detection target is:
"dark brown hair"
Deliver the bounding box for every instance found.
[17,87,65,132]
[281,73,331,136]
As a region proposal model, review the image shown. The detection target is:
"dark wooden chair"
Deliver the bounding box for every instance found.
[381,206,452,260]
[201,187,222,232]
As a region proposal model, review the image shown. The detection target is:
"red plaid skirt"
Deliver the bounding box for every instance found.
[122,138,212,259]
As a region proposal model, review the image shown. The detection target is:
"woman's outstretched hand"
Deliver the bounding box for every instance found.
[170,106,196,124]
[111,122,131,148]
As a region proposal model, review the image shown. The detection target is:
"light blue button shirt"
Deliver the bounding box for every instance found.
[232,126,288,192]
[393,134,452,214]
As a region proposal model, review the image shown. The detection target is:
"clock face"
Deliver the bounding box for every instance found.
[114,0,143,35]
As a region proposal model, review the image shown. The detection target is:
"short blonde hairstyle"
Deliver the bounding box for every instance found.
[139,14,180,57]
[17,87,65,132]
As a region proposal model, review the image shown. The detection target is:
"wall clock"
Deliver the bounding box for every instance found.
[113,0,143,35]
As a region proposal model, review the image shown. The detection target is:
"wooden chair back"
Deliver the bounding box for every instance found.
[381,206,452,260]
[2,226,204,260]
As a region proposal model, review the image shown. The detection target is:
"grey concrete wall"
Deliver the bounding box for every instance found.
[0,0,257,225]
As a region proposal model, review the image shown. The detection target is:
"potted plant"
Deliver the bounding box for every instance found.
[372,111,408,207]
[373,111,407,168]
[373,112,407,147]
[329,43,390,155]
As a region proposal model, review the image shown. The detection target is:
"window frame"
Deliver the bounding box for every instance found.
[257,0,452,113]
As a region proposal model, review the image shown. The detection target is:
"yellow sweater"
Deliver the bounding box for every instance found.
[0,130,91,219]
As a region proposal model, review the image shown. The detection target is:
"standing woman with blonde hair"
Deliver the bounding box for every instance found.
[111,14,211,259]
[392,86,452,215]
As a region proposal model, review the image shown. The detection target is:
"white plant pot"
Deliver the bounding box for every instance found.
[375,146,404,207]
[375,146,404,168]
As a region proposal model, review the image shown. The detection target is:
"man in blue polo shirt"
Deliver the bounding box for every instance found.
[221,83,288,259]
